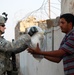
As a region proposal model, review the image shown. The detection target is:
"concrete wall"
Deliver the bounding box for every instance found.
[61,0,74,14]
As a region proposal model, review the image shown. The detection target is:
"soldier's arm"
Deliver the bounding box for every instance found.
[11,34,31,54]
[0,34,31,54]
[9,34,31,54]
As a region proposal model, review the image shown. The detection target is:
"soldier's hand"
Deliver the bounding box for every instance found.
[28,27,38,36]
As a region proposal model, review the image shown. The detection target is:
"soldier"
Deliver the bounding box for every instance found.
[0,13,31,75]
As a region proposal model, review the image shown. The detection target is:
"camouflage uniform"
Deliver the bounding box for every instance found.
[0,34,31,75]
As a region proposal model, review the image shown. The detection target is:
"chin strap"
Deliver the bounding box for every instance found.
[0,30,4,34]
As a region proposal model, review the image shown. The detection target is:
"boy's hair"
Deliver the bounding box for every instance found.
[60,13,74,27]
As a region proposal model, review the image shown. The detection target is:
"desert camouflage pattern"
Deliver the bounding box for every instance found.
[0,34,31,75]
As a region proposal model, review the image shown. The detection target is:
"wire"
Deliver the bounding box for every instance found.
[58,0,61,3]
[21,0,61,21]
[51,5,61,10]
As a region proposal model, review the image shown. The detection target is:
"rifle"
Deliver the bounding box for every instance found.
[7,39,18,75]
[7,53,18,75]
[12,52,18,75]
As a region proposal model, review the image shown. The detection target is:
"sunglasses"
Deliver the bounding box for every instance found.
[0,25,5,27]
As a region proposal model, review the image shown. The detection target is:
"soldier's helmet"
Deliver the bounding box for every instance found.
[0,16,6,24]
[0,12,8,25]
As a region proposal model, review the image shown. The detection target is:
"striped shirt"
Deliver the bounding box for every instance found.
[59,29,74,75]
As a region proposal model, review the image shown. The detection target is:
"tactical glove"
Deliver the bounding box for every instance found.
[28,27,38,36]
